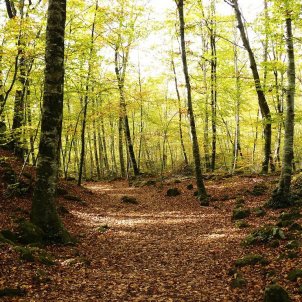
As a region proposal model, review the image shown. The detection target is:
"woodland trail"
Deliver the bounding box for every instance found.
[2,176,292,302]
[54,178,256,302]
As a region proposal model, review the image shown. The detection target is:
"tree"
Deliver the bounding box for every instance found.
[268,0,296,208]
[31,0,70,242]
[225,0,273,174]
[175,0,208,205]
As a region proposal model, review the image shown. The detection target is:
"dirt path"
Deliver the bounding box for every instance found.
[2,176,293,302]
[50,179,251,302]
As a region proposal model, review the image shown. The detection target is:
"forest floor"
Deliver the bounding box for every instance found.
[0,149,302,301]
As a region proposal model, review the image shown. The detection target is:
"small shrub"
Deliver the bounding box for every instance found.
[254,207,266,217]
[235,197,245,208]
[235,254,269,267]
[242,225,285,246]
[166,188,181,197]
[277,220,293,227]
[64,195,86,205]
[269,240,280,248]
[278,251,299,260]
[142,180,157,186]
[264,284,291,302]
[98,225,110,233]
[56,187,68,196]
[5,181,30,198]
[121,196,138,204]
[289,223,302,231]
[231,273,246,288]
[32,269,51,284]
[232,208,251,220]
[251,183,268,196]
[0,287,26,298]
[279,211,301,222]
[14,246,35,262]
[186,184,194,190]
[0,229,17,243]
[2,168,16,184]
[38,252,55,266]
[235,221,250,228]
[285,240,300,250]
[288,269,302,282]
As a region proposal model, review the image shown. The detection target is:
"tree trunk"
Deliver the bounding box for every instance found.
[78,2,97,185]
[209,0,217,172]
[78,95,88,186]
[269,14,295,208]
[176,0,208,204]
[171,57,188,166]
[118,116,126,177]
[232,33,241,173]
[226,0,272,174]
[31,0,70,243]
[114,46,139,176]
[11,3,27,159]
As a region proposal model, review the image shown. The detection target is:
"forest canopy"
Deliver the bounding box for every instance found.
[0,0,301,180]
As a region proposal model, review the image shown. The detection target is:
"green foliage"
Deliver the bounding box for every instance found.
[264,284,291,302]
[14,245,54,265]
[279,211,302,222]
[232,208,251,220]
[17,220,44,244]
[251,183,268,196]
[235,254,269,267]
[121,195,139,204]
[0,287,26,298]
[235,221,250,228]
[242,225,285,246]
[166,188,181,197]
[98,225,110,233]
[254,207,266,217]
[230,273,246,289]
[14,246,35,262]
[285,240,300,250]
[287,269,302,282]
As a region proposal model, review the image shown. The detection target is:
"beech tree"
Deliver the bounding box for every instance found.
[175,0,208,204]
[269,0,296,208]
[31,0,70,242]
[225,0,273,174]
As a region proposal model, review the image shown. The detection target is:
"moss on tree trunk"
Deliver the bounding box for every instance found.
[30,0,71,243]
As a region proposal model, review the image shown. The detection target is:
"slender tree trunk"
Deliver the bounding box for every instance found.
[209,0,217,172]
[92,100,101,180]
[137,56,144,170]
[269,14,295,208]
[226,0,272,174]
[200,33,211,171]
[114,47,139,176]
[78,2,97,185]
[232,34,241,173]
[11,3,27,159]
[78,95,88,185]
[31,0,70,243]
[171,57,188,166]
[118,116,126,177]
[176,0,208,204]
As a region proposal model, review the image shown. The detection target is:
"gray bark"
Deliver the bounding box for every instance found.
[176,0,208,204]
[269,14,295,208]
[31,0,70,242]
[226,0,272,174]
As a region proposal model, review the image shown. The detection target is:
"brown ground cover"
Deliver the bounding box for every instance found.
[0,150,301,301]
